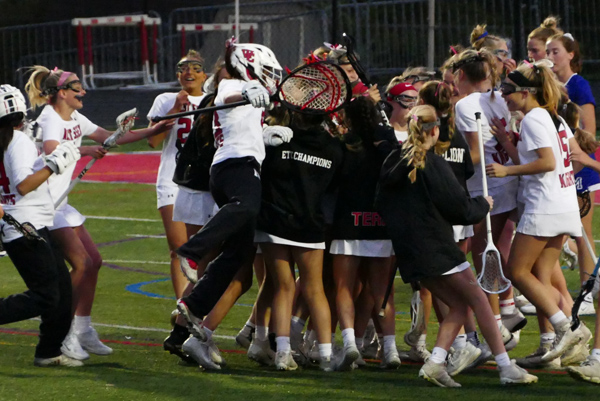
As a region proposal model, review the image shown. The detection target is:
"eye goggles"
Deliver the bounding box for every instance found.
[403,74,434,85]
[499,81,538,96]
[493,49,511,61]
[390,94,417,108]
[42,80,83,96]
[177,61,203,73]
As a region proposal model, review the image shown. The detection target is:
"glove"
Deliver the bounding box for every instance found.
[263,125,293,147]
[44,142,81,174]
[242,81,271,108]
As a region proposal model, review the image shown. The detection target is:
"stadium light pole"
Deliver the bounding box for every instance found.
[331,0,338,43]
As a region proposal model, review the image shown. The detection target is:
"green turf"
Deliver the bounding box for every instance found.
[0,181,599,400]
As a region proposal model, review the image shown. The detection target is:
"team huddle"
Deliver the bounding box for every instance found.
[0,15,599,389]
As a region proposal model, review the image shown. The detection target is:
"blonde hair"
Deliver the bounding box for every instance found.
[25,65,73,109]
[452,48,499,88]
[180,49,204,64]
[511,60,562,115]
[470,24,505,51]
[385,75,404,94]
[418,80,453,152]
[403,105,438,183]
[400,66,435,81]
[528,16,563,43]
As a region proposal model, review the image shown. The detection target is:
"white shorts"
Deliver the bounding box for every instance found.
[157,184,178,209]
[173,189,219,226]
[453,225,474,242]
[254,230,325,250]
[471,178,518,216]
[50,203,85,230]
[329,239,394,257]
[443,261,471,276]
[517,211,581,237]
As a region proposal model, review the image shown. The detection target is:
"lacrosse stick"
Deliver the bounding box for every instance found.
[378,264,398,317]
[572,227,600,330]
[53,107,137,208]
[342,32,391,126]
[151,60,352,122]
[475,112,511,294]
[2,213,45,242]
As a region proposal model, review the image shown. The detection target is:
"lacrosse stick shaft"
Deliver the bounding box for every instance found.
[475,113,493,242]
[571,250,600,329]
[53,158,96,208]
[151,100,250,122]
[581,225,598,264]
[379,264,398,317]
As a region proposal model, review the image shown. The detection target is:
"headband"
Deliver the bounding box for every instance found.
[563,33,575,41]
[451,54,484,73]
[56,71,74,87]
[411,114,440,131]
[476,31,489,41]
[507,70,535,87]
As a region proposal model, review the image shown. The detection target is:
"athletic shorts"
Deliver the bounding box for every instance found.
[49,203,85,230]
[173,189,219,226]
[517,211,581,237]
[254,230,325,250]
[470,178,518,216]
[453,225,474,242]
[442,261,471,276]
[157,184,178,209]
[329,239,394,257]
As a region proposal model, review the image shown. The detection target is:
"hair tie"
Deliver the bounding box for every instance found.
[476,31,489,41]
[563,33,575,41]
[434,81,445,97]
[411,114,419,122]
[52,66,59,73]
[523,60,533,68]
[450,46,458,55]
[225,36,237,49]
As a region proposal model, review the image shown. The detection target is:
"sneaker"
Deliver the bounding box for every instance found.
[176,299,206,341]
[541,322,585,362]
[0,241,6,257]
[404,290,425,347]
[275,350,298,371]
[515,343,561,369]
[499,360,538,385]
[419,360,461,388]
[403,344,431,363]
[578,293,596,316]
[501,310,527,333]
[467,342,493,369]
[34,354,84,367]
[566,356,600,384]
[319,354,334,372]
[561,342,590,366]
[177,252,199,284]
[500,325,518,352]
[361,336,380,360]
[354,353,367,367]
[163,326,195,364]
[248,338,275,366]
[77,327,113,355]
[561,240,578,270]
[380,347,401,369]
[515,295,536,315]
[335,343,360,371]
[581,322,593,344]
[235,324,255,350]
[207,338,225,366]
[447,342,481,376]
[292,340,312,366]
[182,336,221,370]
[61,332,89,361]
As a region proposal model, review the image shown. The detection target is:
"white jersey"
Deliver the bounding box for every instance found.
[212,79,265,166]
[455,91,517,192]
[0,131,54,242]
[37,106,98,207]
[394,129,408,144]
[147,92,207,188]
[517,108,578,215]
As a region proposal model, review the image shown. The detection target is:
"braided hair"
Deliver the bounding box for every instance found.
[403,105,438,183]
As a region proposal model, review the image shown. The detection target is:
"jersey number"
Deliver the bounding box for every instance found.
[213,113,224,148]
[176,117,192,144]
[556,129,570,168]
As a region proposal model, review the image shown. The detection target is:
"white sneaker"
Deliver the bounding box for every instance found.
[515,343,560,369]
[500,325,518,351]
[77,327,113,355]
[354,353,366,367]
[235,324,254,350]
[501,310,527,333]
[515,295,536,315]
[319,354,334,372]
[178,254,199,284]
[567,356,600,384]
[176,299,206,341]
[182,336,221,370]
[380,347,401,369]
[34,354,84,367]
[561,342,590,366]
[578,293,596,316]
[248,338,275,366]
[61,332,89,361]
[467,342,493,369]
[402,344,431,363]
[499,360,538,385]
[541,322,585,362]
[275,350,298,371]
[447,343,481,376]
[207,337,225,366]
[336,343,360,371]
[561,241,578,270]
[419,360,461,388]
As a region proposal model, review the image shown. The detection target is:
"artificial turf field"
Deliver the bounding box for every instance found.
[0,150,599,400]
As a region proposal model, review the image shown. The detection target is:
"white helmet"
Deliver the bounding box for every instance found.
[230,43,282,95]
[0,85,27,120]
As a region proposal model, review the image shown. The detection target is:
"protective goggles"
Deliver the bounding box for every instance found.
[42,80,83,96]
[499,81,538,96]
[403,74,434,85]
[390,94,417,108]
[177,61,203,73]
[493,49,511,61]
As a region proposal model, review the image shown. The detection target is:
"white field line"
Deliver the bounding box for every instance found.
[126,234,166,239]
[85,215,161,222]
[104,259,170,265]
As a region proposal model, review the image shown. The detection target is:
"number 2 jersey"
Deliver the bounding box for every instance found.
[0,131,54,242]
[517,108,578,215]
[147,92,207,189]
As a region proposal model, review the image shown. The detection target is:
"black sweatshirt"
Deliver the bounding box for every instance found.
[439,116,474,194]
[376,148,489,283]
[257,126,344,243]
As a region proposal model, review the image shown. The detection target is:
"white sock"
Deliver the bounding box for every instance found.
[452,334,467,351]
[417,334,427,347]
[73,316,91,334]
[291,316,305,336]
[256,326,268,341]
[245,319,256,329]
[540,332,556,345]
[204,327,213,340]
[342,328,356,347]
[495,314,502,329]
[499,299,516,315]
[495,351,511,367]
[548,311,568,327]
[276,336,291,352]
[356,337,364,350]
[590,349,600,361]
[318,343,332,359]
[430,347,448,364]
[383,335,397,353]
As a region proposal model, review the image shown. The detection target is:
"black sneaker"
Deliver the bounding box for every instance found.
[268,332,277,353]
[164,324,195,364]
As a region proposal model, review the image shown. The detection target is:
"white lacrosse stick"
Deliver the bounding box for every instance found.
[475,112,511,294]
[53,107,138,208]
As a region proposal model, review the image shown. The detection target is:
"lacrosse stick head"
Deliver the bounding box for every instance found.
[578,190,591,218]
[103,107,138,149]
[477,246,511,294]
[277,60,352,115]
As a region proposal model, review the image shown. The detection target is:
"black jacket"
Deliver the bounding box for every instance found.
[439,116,474,194]
[257,126,344,243]
[376,148,489,283]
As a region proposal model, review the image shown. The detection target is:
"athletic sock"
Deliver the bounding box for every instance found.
[342,328,356,347]
[356,337,364,350]
[452,334,467,351]
[540,332,556,345]
[383,335,396,353]
[318,343,332,359]
[499,299,516,315]
[495,314,502,329]
[417,334,427,347]
[590,349,600,362]
[494,352,511,367]
[256,326,268,341]
[466,331,479,346]
[245,319,256,329]
[73,316,91,334]
[291,316,305,336]
[548,311,568,328]
[430,347,448,364]
[276,336,291,352]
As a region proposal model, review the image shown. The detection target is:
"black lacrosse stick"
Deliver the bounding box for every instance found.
[578,190,591,218]
[2,213,45,242]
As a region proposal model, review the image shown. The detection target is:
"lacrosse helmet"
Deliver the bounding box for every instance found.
[230,43,283,95]
[0,85,27,121]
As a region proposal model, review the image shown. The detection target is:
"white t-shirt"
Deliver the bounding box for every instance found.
[147,92,207,188]
[212,79,265,166]
[37,106,98,207]
[517,108,578,215]
[455,91,517,192]
[394,130,408,144]
[0,131,54,242]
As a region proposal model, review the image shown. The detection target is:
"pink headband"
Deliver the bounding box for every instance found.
[56,71,74,87]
